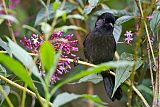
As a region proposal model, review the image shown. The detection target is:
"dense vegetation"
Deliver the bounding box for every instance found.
[0,0,159,107]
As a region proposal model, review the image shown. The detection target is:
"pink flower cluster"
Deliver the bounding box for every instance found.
[20,31,78,83]
[20,34,43,53]
[124,31,133,44]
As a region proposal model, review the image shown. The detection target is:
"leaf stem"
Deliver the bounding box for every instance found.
[21,84,27,107]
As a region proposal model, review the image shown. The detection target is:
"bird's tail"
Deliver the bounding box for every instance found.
[101,71,122,101]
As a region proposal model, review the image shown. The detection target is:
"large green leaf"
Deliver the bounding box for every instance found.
[40,41,55,72]
[52,92,105,107]
[150,10,160,32]
[74,74,102,84]
[51,60,133,95]
[0,54,35,90]
[7,38,40,78]
[113,25,122,42]
[115,16,134,25]
[112,52,143,97]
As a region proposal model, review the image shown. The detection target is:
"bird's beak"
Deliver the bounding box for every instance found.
[109,23,113,27]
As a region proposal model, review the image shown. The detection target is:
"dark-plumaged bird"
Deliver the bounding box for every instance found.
[83,12,122,101]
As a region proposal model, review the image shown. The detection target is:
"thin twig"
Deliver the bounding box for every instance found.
[21,84,27,107]
[132,85,150,107]
[2,0,16,43]
[87,82,94,107]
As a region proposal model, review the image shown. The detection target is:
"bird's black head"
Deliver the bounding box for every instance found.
[95,12,115,28]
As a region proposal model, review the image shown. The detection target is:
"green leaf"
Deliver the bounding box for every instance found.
[150,10,160,32]
[46,51,61,83]
[40,41,55,72]
[112,52,143,97]
[63,2,78,13]
[137,85,152,95]
[82,94,105,107]
[62,11,67,22]
[55,9,66,18]
[0,54,35,90]
[0,15,19,24]
[54,25,87,33]
[7,38,40,78]
[67,14,85,20]
[0,38,12,56]
[53,1,61,12]
[52,92,105,107]
[115,16,134,25]
[88,0,99,7]
[83,5,93,15]
[113,25,122,42]
[40,22,52,34]
[83,0,99,15]
[120,52,143,70]
[75,74,103,84]
[51,61,133,95]
[35,3,54,26]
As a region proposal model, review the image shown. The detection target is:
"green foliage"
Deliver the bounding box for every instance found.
[53,1,61,13]
[0,54,35,90]
[113,25,122,42]
[52,92,105,107]
[50,60,133,96]
[76,74,103,84]
[112,52,143,97]
[115,16,134,25]
[35,2,78,25]
[40,41,55,72]
[7,38,40,78]
[150,10,160,32]
[0,0,159,106]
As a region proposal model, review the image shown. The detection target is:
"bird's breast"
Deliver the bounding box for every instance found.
[87,35,116,64]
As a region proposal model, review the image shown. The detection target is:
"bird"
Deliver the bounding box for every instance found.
[83,12,122,101]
